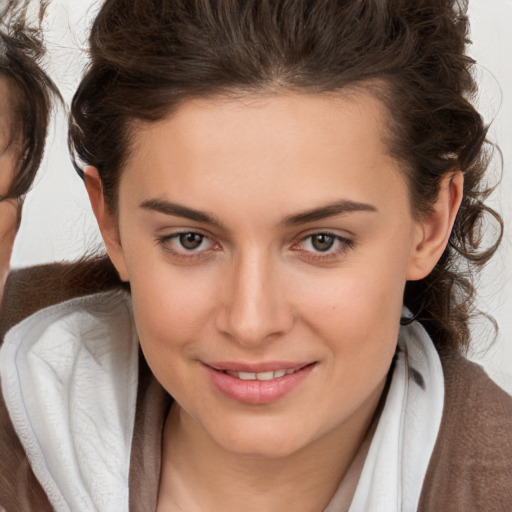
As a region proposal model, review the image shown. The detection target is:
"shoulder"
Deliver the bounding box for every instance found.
[0,256,124,340]
[419,348,512,511]
[0,257,124,511]
[0,383,52,511]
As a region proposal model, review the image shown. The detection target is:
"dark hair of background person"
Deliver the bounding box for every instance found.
[0,0,60,202]
[68,0,503,355]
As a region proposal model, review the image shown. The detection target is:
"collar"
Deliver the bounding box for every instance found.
[328,316,445,512]
[1,295,444,512]
[0,291,138,512]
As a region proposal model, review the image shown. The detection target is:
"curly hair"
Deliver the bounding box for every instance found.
[69,0,502,354]
[0,0,60,202]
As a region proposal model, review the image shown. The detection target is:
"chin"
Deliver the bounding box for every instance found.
[226,437,303,460]
[208,417,313,460]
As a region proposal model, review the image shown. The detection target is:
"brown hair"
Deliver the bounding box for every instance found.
[69,0,502,354]
[0,0,60,202]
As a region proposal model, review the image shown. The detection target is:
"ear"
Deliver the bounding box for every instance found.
[406,171,464,281]
[83,166,129,282]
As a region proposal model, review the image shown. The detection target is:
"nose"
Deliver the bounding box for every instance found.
[215,249,294,347]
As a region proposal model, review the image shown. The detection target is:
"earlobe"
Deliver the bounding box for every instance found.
[83,166,129,282]
[406,171,464,281]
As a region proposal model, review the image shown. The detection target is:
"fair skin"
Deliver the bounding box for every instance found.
[0,78,20,297]
[0,154,18,297]
[85,91,462,512]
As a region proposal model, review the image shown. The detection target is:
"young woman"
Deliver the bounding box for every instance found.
[0,1,511,511]
[0,0,58,296]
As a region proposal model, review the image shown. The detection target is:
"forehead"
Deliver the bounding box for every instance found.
[121,91,409,219]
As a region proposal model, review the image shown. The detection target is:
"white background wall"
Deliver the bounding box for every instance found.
[11,0,512,392]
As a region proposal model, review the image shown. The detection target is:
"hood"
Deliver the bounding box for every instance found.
[0,291,139,512]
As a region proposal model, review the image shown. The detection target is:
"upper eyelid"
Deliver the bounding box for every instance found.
[157,228,218,246]
[154,219,355,238]
[301,234,352,245]
[157,226,212,237]
[300,230,349,239]
[295,230,353,245]
[296,225,356,238]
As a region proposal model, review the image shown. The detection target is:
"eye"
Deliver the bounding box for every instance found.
[178,232,205,251]
[308,233,336,252]
[156,231,217,259]
[292,231,355,260]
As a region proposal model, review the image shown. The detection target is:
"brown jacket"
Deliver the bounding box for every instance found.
[0,262,511,511]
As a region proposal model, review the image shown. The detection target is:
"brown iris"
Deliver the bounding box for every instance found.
[180,233,203,250]
[311,234,335,252]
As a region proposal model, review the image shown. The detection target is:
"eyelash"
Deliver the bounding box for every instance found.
[156,231,218,261]
[291,231,355,261]
[155,231,355,262]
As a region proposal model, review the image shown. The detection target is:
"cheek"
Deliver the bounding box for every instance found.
[295,274,402,420]
[295,241,409,327]
[118,221,214,341]
[291,241,410,375]
[300,274,403,362]
[128,261,218,372]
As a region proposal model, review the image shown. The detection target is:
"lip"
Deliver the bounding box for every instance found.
[206,361,310,373]
[203,361,316,405]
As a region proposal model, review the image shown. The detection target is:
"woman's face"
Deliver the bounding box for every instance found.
[98,92,439,458]
[0,79,19,295]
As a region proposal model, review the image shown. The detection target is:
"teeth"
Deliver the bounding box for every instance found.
[225,367,301,380]
[238,372,256,380]
[256,371,275,381]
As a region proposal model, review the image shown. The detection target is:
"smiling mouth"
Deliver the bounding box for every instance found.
[223,365,308,381]
[205,362,316,404]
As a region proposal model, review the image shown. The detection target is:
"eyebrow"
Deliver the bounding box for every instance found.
[283,199,378,225]
[139,198,377,227]
[140,198,226,228]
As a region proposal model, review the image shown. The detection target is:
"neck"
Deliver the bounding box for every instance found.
[157,383,385,512]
